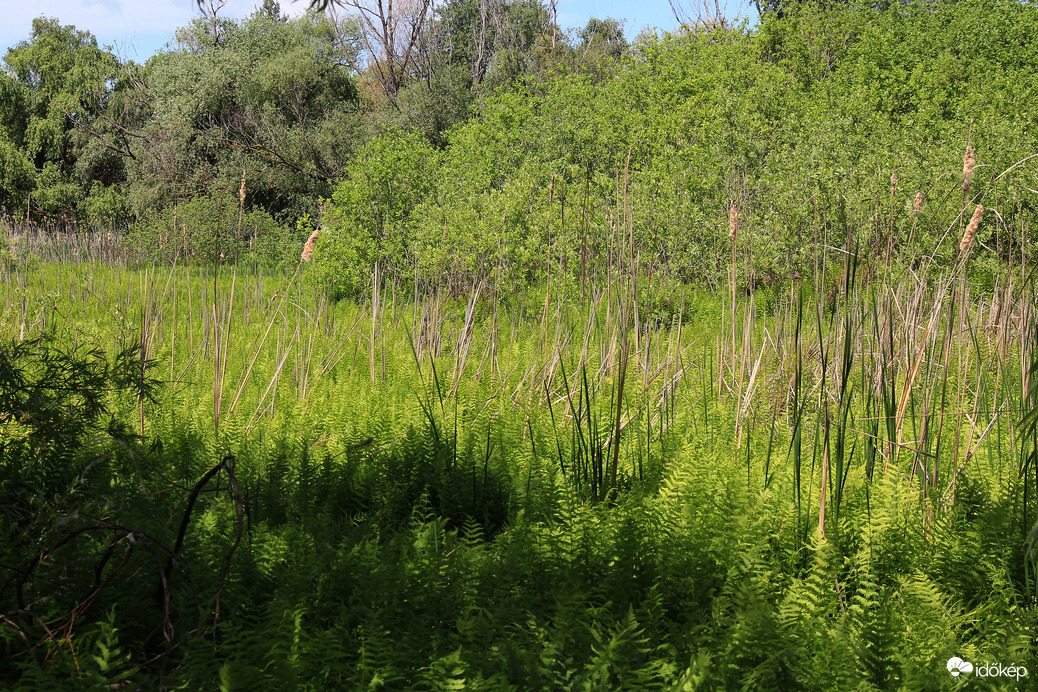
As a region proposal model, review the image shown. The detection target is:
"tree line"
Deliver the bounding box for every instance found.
[0,0,630,238]
[3,0,1037,292]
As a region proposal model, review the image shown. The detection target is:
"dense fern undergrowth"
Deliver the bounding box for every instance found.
[0,247,1036,689]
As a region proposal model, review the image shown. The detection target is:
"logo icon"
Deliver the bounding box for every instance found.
[947,657,974,677]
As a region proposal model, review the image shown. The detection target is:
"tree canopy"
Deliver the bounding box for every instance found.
[0,0,1035,288]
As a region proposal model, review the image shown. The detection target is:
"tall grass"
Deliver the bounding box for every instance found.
[5,220,1032,523]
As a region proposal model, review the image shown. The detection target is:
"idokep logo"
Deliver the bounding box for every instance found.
[947,656,1028,681]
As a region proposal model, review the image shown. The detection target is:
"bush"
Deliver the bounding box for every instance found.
[81,182,129,230]
[129,195,297,267]
[311,130,439,298]
[0,136,34,214]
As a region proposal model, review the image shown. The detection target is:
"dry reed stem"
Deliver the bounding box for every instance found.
[963,144,975,194]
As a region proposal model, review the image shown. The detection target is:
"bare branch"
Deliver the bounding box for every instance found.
[338,0,434,101]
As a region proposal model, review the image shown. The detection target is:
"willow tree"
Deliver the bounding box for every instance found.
[2,17,121,223]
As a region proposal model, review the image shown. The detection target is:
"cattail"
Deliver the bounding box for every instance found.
[728,204,738,241]
[913,192,923,215]
[239,168,247,206]
[890,170,898,198]
[962,144,975,194]
[301,229,319,262]
[960,204,983,253]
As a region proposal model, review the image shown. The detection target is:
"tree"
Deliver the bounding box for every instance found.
[433,0,494,85]
[483,0,556,86]
[579,18,628,61]
[337,0,434,101]
[2,17,121,223]
[0,136,35,216]
[114,11,364,222]
[199,0,230,46]
[668,0,742,29]
[431,0,558,87]
[315,130,438,296]
[257,0,286,22]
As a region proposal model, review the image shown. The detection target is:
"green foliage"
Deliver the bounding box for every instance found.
[1,258,1036,688]
[396,62,476,146]
[129,194,295,266]
[313,130,438,296]
[0,74,29,146]
[0,336,155,498]
[434,0,558,88]
[4,1,1038,687]
[32,162,82,218]
[579,17,629,61]
[0,135,35,213]
[3,0,1037,280]
[125,11,362,224]
[81,182,129,230]
[312,0,1038,294]
[2,17,121,224]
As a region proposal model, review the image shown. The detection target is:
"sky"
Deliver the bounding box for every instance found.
[0,0,755,64]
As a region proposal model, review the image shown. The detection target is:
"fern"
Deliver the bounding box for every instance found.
[85,607,139,688]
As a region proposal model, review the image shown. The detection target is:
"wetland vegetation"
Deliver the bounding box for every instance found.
[2,0,1038,688]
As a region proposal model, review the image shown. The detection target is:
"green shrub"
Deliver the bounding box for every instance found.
[311,130,438,298]
[81,182,129,230]
[129,195,296,267]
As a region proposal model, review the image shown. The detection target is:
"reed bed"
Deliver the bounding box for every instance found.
[2,221,1033,531]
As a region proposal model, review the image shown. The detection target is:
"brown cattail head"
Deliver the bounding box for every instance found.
[962,144,975,194]
[960,204,983,253]
[301,229,319,262]
[239,168,247,206]
[728,204,738,241]
[890,171,898,198]
[913,192,923,215]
